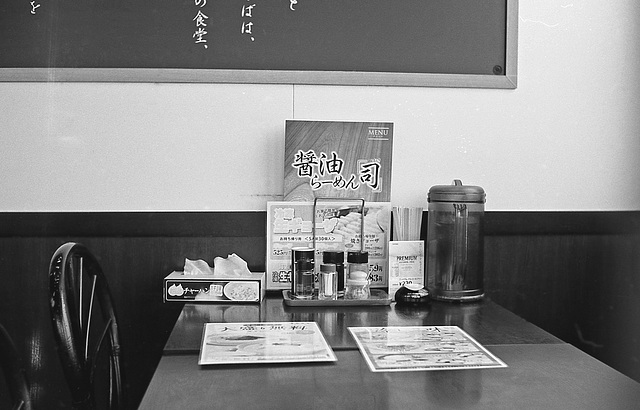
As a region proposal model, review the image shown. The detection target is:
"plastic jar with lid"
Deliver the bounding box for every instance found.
[346,251,370,299]
[345,278,370,300]
[347,251,369,280]
[427,179,485,302]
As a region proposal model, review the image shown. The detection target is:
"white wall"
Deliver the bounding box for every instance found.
[1,1,638,211]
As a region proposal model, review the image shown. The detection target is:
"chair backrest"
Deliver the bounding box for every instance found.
[48,242,125,410]
[0,323,33,410]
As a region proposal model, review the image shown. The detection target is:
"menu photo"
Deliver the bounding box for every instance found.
[265,200,391,290]
[348,326,507,372]
[199,322,337,365]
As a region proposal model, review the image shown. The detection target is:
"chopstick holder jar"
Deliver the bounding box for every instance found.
[426,180,485,302]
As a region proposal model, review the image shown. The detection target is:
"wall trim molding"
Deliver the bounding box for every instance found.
[0,211,638,238]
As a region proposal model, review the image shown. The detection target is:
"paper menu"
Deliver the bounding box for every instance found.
[199,322,336,365]
[348,326,507,372]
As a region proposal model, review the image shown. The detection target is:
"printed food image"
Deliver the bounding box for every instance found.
[323,208,386,236]
[167,283,185,297]
[224,282,259,301]
[238,341,318,356]
[206,328,321,356]
[369,343,421,354]
[206,334,266,346]
[322,217,339,233]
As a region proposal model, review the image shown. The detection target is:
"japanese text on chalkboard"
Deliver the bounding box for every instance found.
[242,1,256,41]
[30,1,41,14]
[193,0,209,49]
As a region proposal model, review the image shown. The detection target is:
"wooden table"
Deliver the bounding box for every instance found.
[140,294,640,409]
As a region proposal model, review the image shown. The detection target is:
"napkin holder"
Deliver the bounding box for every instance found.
[163,271,266,303]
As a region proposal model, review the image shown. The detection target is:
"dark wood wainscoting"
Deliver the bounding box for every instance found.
[0,211,638,408]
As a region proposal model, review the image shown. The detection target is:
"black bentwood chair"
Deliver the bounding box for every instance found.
[0,324,33,410]
[49,242,126,410]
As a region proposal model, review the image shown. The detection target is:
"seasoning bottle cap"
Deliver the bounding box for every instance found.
[293,247,315,258]
[320,263,337,272]
[347,251,368,263]
[323,251,344,264]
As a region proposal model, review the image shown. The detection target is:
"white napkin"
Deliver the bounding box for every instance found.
[213,253,251,277]
[183,258,214,276]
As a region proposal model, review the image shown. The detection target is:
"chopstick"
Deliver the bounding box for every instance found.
[393,206,423,241]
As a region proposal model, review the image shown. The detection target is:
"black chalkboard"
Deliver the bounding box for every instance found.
[0,0,518,88]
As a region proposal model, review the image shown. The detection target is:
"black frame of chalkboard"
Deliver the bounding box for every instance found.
[0,0,517,89]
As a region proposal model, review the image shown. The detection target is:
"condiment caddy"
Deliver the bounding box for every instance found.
[286,197,392,307]
[282,289,392,307]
